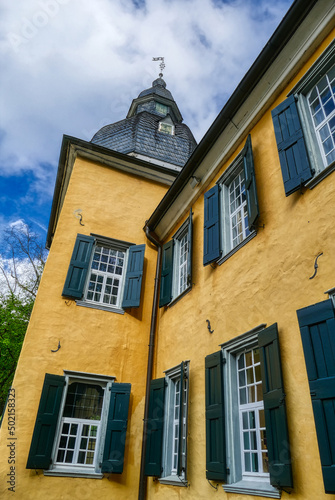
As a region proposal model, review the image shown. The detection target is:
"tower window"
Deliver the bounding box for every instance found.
[156,102,168,115]
[159,122,174,135]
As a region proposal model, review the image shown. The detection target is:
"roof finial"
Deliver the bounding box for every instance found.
[152,57,165,78]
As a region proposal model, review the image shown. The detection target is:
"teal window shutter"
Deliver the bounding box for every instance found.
[187,209,193,287]
[62,234,94,299]
[242,135,259,230]
[271,94,313,196]
[144,378,165,476]
[122,244,145,308]
[205,350,226,481]
[258,324,293,488]
[159,240,174,307]
[203,185,221,266]
[26,374,65,469]
[101,383,131,474]
[297,299,335,494]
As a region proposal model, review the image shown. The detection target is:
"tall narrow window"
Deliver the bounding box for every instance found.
[307,64,335,166]
[176,229,188,296]
[237,349,268,478]
[229,170,250,248]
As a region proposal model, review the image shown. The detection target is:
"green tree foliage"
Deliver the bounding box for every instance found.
[0,294,34,421]
[0,222,47,422]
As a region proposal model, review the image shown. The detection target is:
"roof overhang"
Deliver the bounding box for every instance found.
[145,0,335,240]
[46,135,179,249]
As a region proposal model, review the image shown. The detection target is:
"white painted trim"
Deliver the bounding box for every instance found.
[223,480,280,498]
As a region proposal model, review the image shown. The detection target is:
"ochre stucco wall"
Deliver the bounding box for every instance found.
[147,31,335,500]
[0,157,168,500]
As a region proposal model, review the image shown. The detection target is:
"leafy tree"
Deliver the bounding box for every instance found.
[0,222,47,421]
[0,294,34,421]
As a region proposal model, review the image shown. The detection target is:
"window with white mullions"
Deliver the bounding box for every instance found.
[237,349,269,478]
[177,231,188,295]
[86,246,126,307]
[171,379,180,473]
[307,64,335,166]
[55,382,104,469]
[229,170,250,248]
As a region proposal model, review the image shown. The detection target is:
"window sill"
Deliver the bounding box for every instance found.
[166,285,192,308]
[158,475,188,487]
[223,480,280,498]
[44,469,103,479]
[217,231,257,266]
[76,300,125,315]
[305,160,335,189]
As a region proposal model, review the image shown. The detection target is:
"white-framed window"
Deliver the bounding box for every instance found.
[159,121,174,135]
[160,362,189,485]
[159,211,193,307]
[221,161,251,253]
[306,63,335,167]
[203,135,258,267]
[84,243,127,309]
[156,102,168,116]
[53,377,108,473]
[62,234,145,313]
[220,329,280,498]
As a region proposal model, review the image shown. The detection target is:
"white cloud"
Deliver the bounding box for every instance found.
[0,0,293,188]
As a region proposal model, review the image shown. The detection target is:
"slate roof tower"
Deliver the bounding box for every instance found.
[91,77,197,171]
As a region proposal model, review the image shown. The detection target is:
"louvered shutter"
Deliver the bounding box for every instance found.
[258,324,293,488]
[297,300,335,493]
[62,234,94,298]
[122,244,145,308]
[271,94,313,196]
[101,383,131,474]
[144,378,165,476]
[159,240,174,307]
[26,374,65,469]
[242,135,259,230]
[205,350,226,481]
[203,185,221,266]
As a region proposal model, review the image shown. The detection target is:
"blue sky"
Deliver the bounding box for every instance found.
[0,0,294,249]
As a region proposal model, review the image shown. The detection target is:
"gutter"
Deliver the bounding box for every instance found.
[145,0,319,232]
[138,226,162,500]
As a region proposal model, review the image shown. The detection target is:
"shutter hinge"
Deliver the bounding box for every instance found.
[222,357,227,364]
[226,467,230,475]
[310,391,316,398]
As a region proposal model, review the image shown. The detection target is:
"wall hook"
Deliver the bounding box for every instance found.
[74,209,85,226]
[309,252,323,280]
[51,341,61,353]
[207,478,218,490]
[206,319,214,334]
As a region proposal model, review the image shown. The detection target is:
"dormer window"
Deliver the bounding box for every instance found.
[159,120,174,135]
[156,102,168,115]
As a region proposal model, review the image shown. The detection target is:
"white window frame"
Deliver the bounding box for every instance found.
[158,115,175,136]
[159,362,189,487]
[217,155,255,266]
[45,371,115,479]
[220,326,280,499]
[291,39,335,188]
[172,222,189,300]
[77,235,134,315]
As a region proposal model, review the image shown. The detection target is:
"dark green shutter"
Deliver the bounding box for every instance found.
[187,209,193,287]
[159,240,174,307]
[62,234,94,298]
[101,383,131,474]
[258,324,293,488]
[242,135,259,230]
[271,94,313,196]
[205,351,226,481]
[122,244,145,308]
[144,378,165,476]
[297,299,335,494]
[203,185,221,266]
[26,374,65,469]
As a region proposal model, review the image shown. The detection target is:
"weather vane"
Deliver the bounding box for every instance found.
[152,57,165,78]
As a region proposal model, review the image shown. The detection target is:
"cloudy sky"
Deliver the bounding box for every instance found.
[0,0,294,248]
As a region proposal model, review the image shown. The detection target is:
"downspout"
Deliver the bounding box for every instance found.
[138,225,162,500]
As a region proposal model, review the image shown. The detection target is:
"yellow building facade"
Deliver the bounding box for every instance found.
[1,1,335,499]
